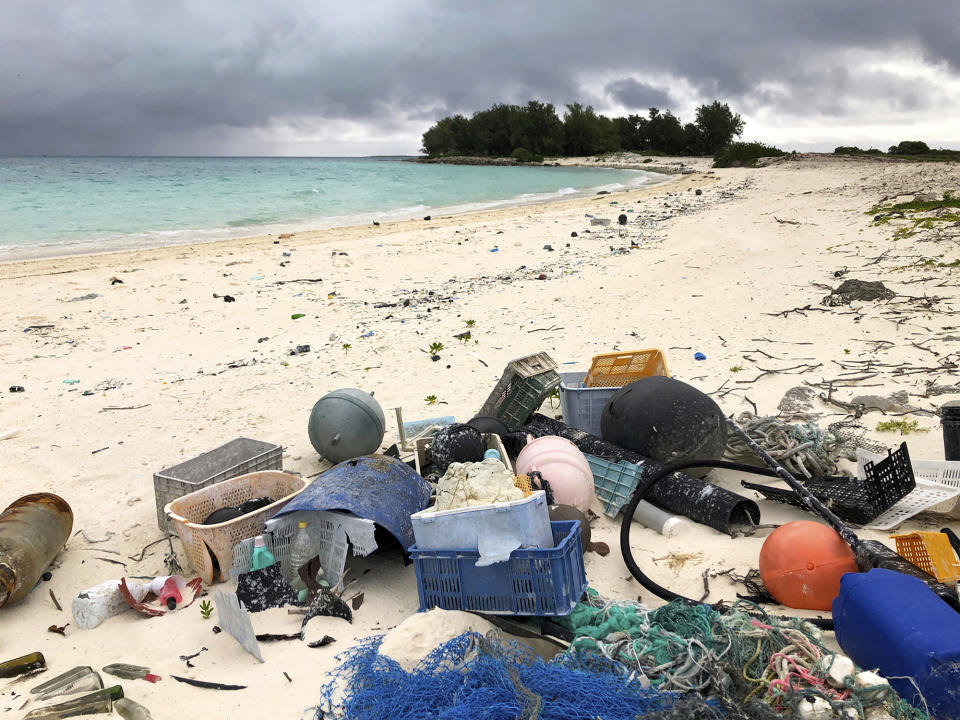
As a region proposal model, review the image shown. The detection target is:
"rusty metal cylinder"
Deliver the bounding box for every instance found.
[0,494,73,608]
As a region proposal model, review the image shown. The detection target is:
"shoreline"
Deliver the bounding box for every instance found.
[0,166,686,279]
[0,161,666,266]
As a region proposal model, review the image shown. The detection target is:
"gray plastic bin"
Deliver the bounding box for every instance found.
[153,437,282,530]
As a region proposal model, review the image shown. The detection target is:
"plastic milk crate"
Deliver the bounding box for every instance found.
[558,372,622,437]
[410,520,586,616]
[154,437,282,531]
[478,352,561,430]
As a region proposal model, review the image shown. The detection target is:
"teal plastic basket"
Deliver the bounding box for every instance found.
[586,454,643,518]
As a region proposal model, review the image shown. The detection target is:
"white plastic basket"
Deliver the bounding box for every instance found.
[857,450,960,529]
[231,509,378,590]
[913,460,960,515]
[411,490,553,566]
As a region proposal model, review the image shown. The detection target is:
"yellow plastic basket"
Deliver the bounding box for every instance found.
[891,531,960,583]
[584,349,669,388]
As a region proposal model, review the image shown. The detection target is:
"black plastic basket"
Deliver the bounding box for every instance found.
[743,443,914,525]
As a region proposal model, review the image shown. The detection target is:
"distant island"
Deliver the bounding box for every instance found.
[419,100,745,162]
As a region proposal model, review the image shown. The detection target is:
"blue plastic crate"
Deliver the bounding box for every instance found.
[586,454,643,517]
[558,372,622,436]
[409,520,586,616]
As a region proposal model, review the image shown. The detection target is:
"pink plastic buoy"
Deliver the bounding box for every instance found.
[515,435,595,514]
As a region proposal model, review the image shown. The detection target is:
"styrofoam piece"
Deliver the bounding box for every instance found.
[857,449,960,528]
[213,590,263,662]
[232,509,377,589]
[411,490,553,566]
[72,579,149,630]
[415,432,513,476]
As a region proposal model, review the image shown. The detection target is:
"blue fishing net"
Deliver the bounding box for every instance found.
[316,631,722,720]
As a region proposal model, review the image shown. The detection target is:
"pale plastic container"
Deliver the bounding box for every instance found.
[411,490,554,566]
[515,435,596,514]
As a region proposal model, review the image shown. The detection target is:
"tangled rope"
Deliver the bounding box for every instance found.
[725,412,858,478]
[558,591,925,719]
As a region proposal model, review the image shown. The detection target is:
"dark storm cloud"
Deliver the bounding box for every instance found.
[604,79,673,112]
[1,0,958,154]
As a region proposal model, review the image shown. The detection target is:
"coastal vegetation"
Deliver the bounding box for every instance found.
[712,142,786,168]
[835,141,960,162]
[421,100,746,159]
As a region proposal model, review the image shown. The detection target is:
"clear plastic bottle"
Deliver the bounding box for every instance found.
[250,535,276,571]
[288,521,312,602]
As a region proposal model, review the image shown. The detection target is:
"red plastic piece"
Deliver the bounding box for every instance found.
[144,673,161,683]
[759,520,859,611]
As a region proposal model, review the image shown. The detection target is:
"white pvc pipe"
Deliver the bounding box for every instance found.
[633,500,687,537]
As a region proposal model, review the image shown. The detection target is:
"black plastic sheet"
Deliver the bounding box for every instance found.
[522,414,760,534]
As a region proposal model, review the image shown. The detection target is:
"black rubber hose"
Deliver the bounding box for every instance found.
[619,458,836,630]
[943,527,960,559]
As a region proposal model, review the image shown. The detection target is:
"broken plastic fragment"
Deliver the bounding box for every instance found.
[212,590,263,662]
[103,663,151,680]
[0,651,45,678]
[30,666,102,701]
[23,685,123,719]
[115,697,154,720]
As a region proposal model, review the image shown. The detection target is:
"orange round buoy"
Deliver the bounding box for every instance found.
[759,520,859,611]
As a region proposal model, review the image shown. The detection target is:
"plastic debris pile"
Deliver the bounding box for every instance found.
[317,630,720,720]
[557,591,927,720]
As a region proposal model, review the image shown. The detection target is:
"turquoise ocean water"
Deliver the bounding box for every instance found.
[0,157,659,259]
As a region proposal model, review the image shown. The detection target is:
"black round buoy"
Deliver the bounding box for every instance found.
[430,424,485,474]
[467,415,510,437]
[618,214,628,225]
[203,507,243,525]
[549,504,591,554]
[600,376,727,478]
[500,431,530,463]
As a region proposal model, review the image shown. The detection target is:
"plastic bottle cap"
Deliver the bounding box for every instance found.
[166,597,177,610]
[298,521,308,529]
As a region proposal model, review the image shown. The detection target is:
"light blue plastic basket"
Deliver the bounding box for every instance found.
[558,372,622,437]
[586,454,644,517]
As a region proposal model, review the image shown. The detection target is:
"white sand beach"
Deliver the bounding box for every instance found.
[2,154,959,718]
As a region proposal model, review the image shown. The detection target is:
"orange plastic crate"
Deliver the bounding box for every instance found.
[583,349,669,388]
[891,531,960,583]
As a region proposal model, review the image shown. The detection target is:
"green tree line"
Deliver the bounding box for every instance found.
[421,100,744,159]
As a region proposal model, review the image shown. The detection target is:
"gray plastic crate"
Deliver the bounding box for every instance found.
[558,372,622,437]
[154,437,282,530]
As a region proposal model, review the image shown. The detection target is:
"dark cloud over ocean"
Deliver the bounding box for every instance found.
[2,1,958,155]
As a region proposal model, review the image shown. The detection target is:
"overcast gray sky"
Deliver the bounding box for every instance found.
[2,1,958,156]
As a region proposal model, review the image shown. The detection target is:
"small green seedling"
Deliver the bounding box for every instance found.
[425,394,438,405]
[465,319,476,327]
[199,599,213,620]
[843,348,851,355]
[342,343,352,352]
[876,419,929,435]
[729,365,742,373]
[428,342,444,354]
